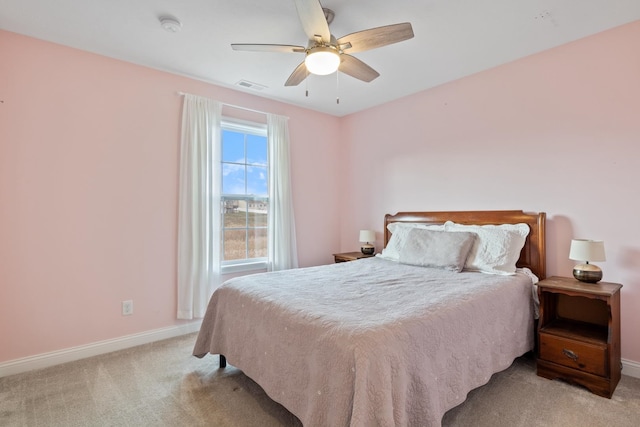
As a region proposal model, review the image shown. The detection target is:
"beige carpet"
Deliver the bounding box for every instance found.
[1,333,639,426]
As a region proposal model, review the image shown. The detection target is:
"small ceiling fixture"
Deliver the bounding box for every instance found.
[160,16,182,33]
[304,46,340,75]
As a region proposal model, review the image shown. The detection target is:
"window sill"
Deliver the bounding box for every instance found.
[221,260,269,275]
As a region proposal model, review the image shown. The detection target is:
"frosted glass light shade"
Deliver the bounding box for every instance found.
[305,47,340,75]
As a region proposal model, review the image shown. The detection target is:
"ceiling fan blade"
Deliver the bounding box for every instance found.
[337,23,414,54]
[231,44,305,53]
[285,62,310,86]
[339,54,380,83]
[293,0,331,42]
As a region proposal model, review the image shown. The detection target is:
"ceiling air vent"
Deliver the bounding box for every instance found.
[235,80,267,91]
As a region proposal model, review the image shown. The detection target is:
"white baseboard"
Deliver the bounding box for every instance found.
[622,358,640,379]
[0,321,201,378]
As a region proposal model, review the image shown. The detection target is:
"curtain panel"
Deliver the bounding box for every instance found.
[177,95,222,320]
[267,114,299,271]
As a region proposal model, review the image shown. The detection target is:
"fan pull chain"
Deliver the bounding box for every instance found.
[305,77,309,97]
[336,71,340,104]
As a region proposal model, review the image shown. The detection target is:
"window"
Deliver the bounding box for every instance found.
[220,119,268,273]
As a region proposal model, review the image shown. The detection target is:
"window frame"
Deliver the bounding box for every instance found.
[219,118,269,274]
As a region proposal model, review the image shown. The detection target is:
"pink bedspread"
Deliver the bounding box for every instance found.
[193,257,535,426]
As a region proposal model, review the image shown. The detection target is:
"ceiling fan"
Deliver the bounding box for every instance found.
[231,0,414,87]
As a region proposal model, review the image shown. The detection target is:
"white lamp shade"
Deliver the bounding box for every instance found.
[359,230,376,243]
[569,239,606,262]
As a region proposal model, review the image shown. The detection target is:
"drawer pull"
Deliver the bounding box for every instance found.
[563,348,578,361]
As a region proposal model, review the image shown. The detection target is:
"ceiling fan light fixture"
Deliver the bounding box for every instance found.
[305,46,340,75]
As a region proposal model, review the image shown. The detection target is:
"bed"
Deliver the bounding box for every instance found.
[193,210,546,426]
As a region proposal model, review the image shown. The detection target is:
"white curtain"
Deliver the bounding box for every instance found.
[177,95,222,319]
[267,114,299,271]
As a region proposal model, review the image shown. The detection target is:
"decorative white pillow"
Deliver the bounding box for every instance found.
[397,228,476,272]
[386,222,445,234]
[443,221,530,275]
[379,223,444,262]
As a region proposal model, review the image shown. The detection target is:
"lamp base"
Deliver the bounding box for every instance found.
[573,263,602,283]
[361,244,375,255]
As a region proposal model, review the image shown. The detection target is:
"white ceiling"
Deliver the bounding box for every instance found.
[2,0,640,116]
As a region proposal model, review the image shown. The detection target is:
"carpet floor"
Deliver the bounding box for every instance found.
[1,333,639,426]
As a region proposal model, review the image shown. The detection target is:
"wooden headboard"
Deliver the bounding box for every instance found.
[384,210,546,279]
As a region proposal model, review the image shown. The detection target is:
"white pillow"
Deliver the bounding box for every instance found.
[386,222,445,234]
[443,221,530,275]
[397,228,476,272]
[379,223,444,262]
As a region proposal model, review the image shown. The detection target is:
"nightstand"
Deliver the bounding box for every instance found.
[333,251,375,263]
[536,276,622,398]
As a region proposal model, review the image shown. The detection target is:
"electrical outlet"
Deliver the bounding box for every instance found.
[122,300,133,316]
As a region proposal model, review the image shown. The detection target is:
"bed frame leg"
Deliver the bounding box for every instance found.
[219,354,226,368]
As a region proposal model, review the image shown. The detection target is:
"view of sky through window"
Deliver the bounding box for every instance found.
[222,130,267,196]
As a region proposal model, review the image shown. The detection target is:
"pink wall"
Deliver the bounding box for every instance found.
[3,20,640,367]
[341,21,640,363]
[0,30,341,363]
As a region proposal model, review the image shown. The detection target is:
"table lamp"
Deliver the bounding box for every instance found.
[359,230,376,255]
[569,239,605,283]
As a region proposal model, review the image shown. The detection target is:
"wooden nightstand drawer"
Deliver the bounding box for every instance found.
[539,333,607,377]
